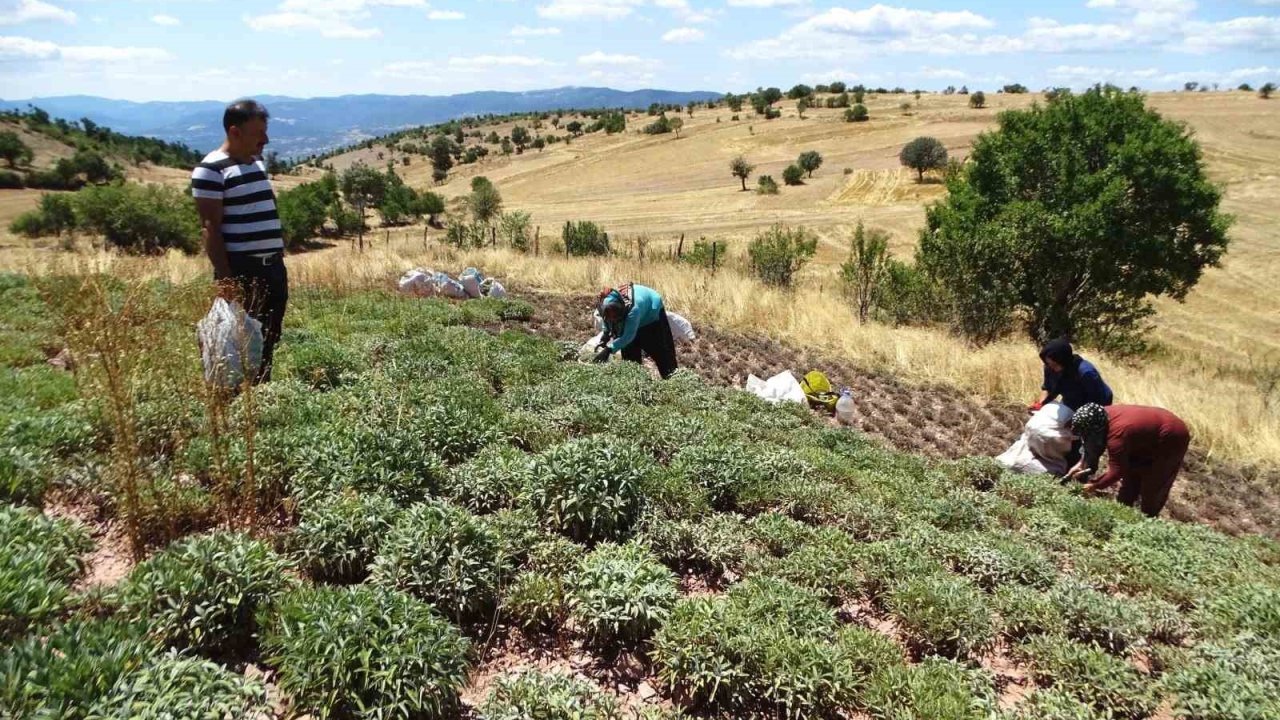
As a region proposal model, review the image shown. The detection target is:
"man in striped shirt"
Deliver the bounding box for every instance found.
[191,99,287,383]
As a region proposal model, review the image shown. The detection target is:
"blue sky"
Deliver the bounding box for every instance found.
[0,0,1276,100]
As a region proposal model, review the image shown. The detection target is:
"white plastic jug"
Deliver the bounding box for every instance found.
[835,388,856,425]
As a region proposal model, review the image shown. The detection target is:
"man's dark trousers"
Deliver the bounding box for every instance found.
[228,252,288,383]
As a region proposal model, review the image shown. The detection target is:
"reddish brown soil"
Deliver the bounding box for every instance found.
[501,290,1280,540]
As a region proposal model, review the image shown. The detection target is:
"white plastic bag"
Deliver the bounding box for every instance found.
[197,298,263,388]
[430,271,467,299]
[397,268,436,297]
[459,268,483,299]
[745,370,807,405]
[667,312,696,344]
[486,280,507,299]
[593,310,605,333]
[996,402,1074,475]
[578,332,605,362]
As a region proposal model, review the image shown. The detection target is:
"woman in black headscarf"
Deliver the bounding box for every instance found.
[1029,337,1114,413]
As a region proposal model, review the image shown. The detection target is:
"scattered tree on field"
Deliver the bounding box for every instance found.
[0,131,33,168]
[730,155,754,191]
[782,164,804,186]
[969,91,986,109]
[900,137,948,182]
[797,150,823,178]
[918,86,1232,349]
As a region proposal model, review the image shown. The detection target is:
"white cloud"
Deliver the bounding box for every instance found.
[0,0,75,26]
[151,14,180,27]
[914,66,967,80]
[510,25,560,36]
[794,5,994,37]
[536,0,642,21]
[448,54,554,69]
[1180,16,1280,53]
[428,10,465,20]
[578,50,653,66]
[654,0,715,23]
[727,0,804,7]
[661,26,704,42]
[0,34,169,62]
[246,0,426,39]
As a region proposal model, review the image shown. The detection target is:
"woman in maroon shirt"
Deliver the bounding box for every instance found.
[1065,403,1191,518]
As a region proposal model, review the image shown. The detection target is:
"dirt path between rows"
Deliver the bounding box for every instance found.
[500,290,1280,541]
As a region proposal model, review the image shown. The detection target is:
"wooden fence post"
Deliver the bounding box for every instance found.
[677,233,685,258]
[534,226,540,255]
[711,241,717,271]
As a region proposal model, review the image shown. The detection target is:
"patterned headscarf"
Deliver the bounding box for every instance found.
[1072,403,1109,444]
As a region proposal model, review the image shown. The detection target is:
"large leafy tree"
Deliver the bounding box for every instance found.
[918,86,1232,348]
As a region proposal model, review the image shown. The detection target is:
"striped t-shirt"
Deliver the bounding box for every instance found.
[189,150,284,255]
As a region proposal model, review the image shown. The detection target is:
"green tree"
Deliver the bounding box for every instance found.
[565,121,583,136]
[797,150,823,178]
[899,137,948,182]
[748,224,817,287]
[73,183,200,254]
[846,104,869,122]
[417,191,445,226]
[277,175,338,247]
[969,91,987,109]
[510,125,531,153]
[761,87,783,105]
[796,97,809,119]
[852,87,866,104]
[643,115,672,135]
[786,84,813,100]
[1261,83,1276,100]
[532,136,546,152]
[840,221,891,322]
[500,210,533,251]
[562,220,609,256]
[918,86,1232,348]
[756,175,778,195]
[340,163,387,250]
[730,155,754,191]
[0,131,33,168]
[782,164,804,186]
[1237,83,1253,92]
[669,116,684,139]
[9,192,76,238]
[429,136,454,183]
[725,94,743,112]
[468,177,503,224]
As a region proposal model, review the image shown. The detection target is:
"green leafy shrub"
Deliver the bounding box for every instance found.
[369,500,506,622]
[73,182,201,254]
[290,490,400,583]
[653,576,893,716]
[442,444,533,514]
[1193,583,1280,639]
[855,537,950,606]
[944,533,1056,591]
[277,336,361,389]
[561,220,610,256]
[994,585,1066,641]
[1019,635,1159,720]
[747,224,818,287]
[864,657,997,720]
[112,532,295,657]
[1163,635,1280,720]
[669,442,763,510]
[260,585,471,719]
[1048,581,1145,655]
[0,618,157,720]
[1000,689,1111,720]
[569,542,678,643]
[887,574,995,660]
[948,457,1004,491]
[639,512,750,576]
[85,651,268,720]
[503,571,566,632]
[754,527,862,605]
[1091,520,1259,606]
[0,504,91,637]
[524,435,651,544]
[748,512,819,556]
[757,174,779,194]
[479,670,621,720]
[289,421,447,506]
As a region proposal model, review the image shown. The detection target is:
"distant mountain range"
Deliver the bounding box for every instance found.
[0,87,723,159]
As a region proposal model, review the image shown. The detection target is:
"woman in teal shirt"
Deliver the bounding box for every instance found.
[594,283,679,379]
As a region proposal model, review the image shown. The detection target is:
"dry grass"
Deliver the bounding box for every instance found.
[1,91,1278,468]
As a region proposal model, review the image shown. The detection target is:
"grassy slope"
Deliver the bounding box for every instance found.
[2,276,1279,718]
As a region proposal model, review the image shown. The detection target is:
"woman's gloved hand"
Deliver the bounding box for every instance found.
[592,347,612,364]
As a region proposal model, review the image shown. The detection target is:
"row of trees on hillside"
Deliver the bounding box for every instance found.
[0,130,123,190]
[1,107,200,169]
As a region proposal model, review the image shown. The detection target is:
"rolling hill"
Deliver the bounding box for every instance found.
[0,87,722,159]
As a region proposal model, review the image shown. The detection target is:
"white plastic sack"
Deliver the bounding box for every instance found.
[197,298,263,389]
[593,310,605,333]
[578,332,605,362]
[996,402,1074,476]
[486,280,507,299]
[745,370,807,406]
[430,271,467,299]
[1026,402,1075,462]
[397,268,436,297]
[667,312,696,345]
[459,272,483,299]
